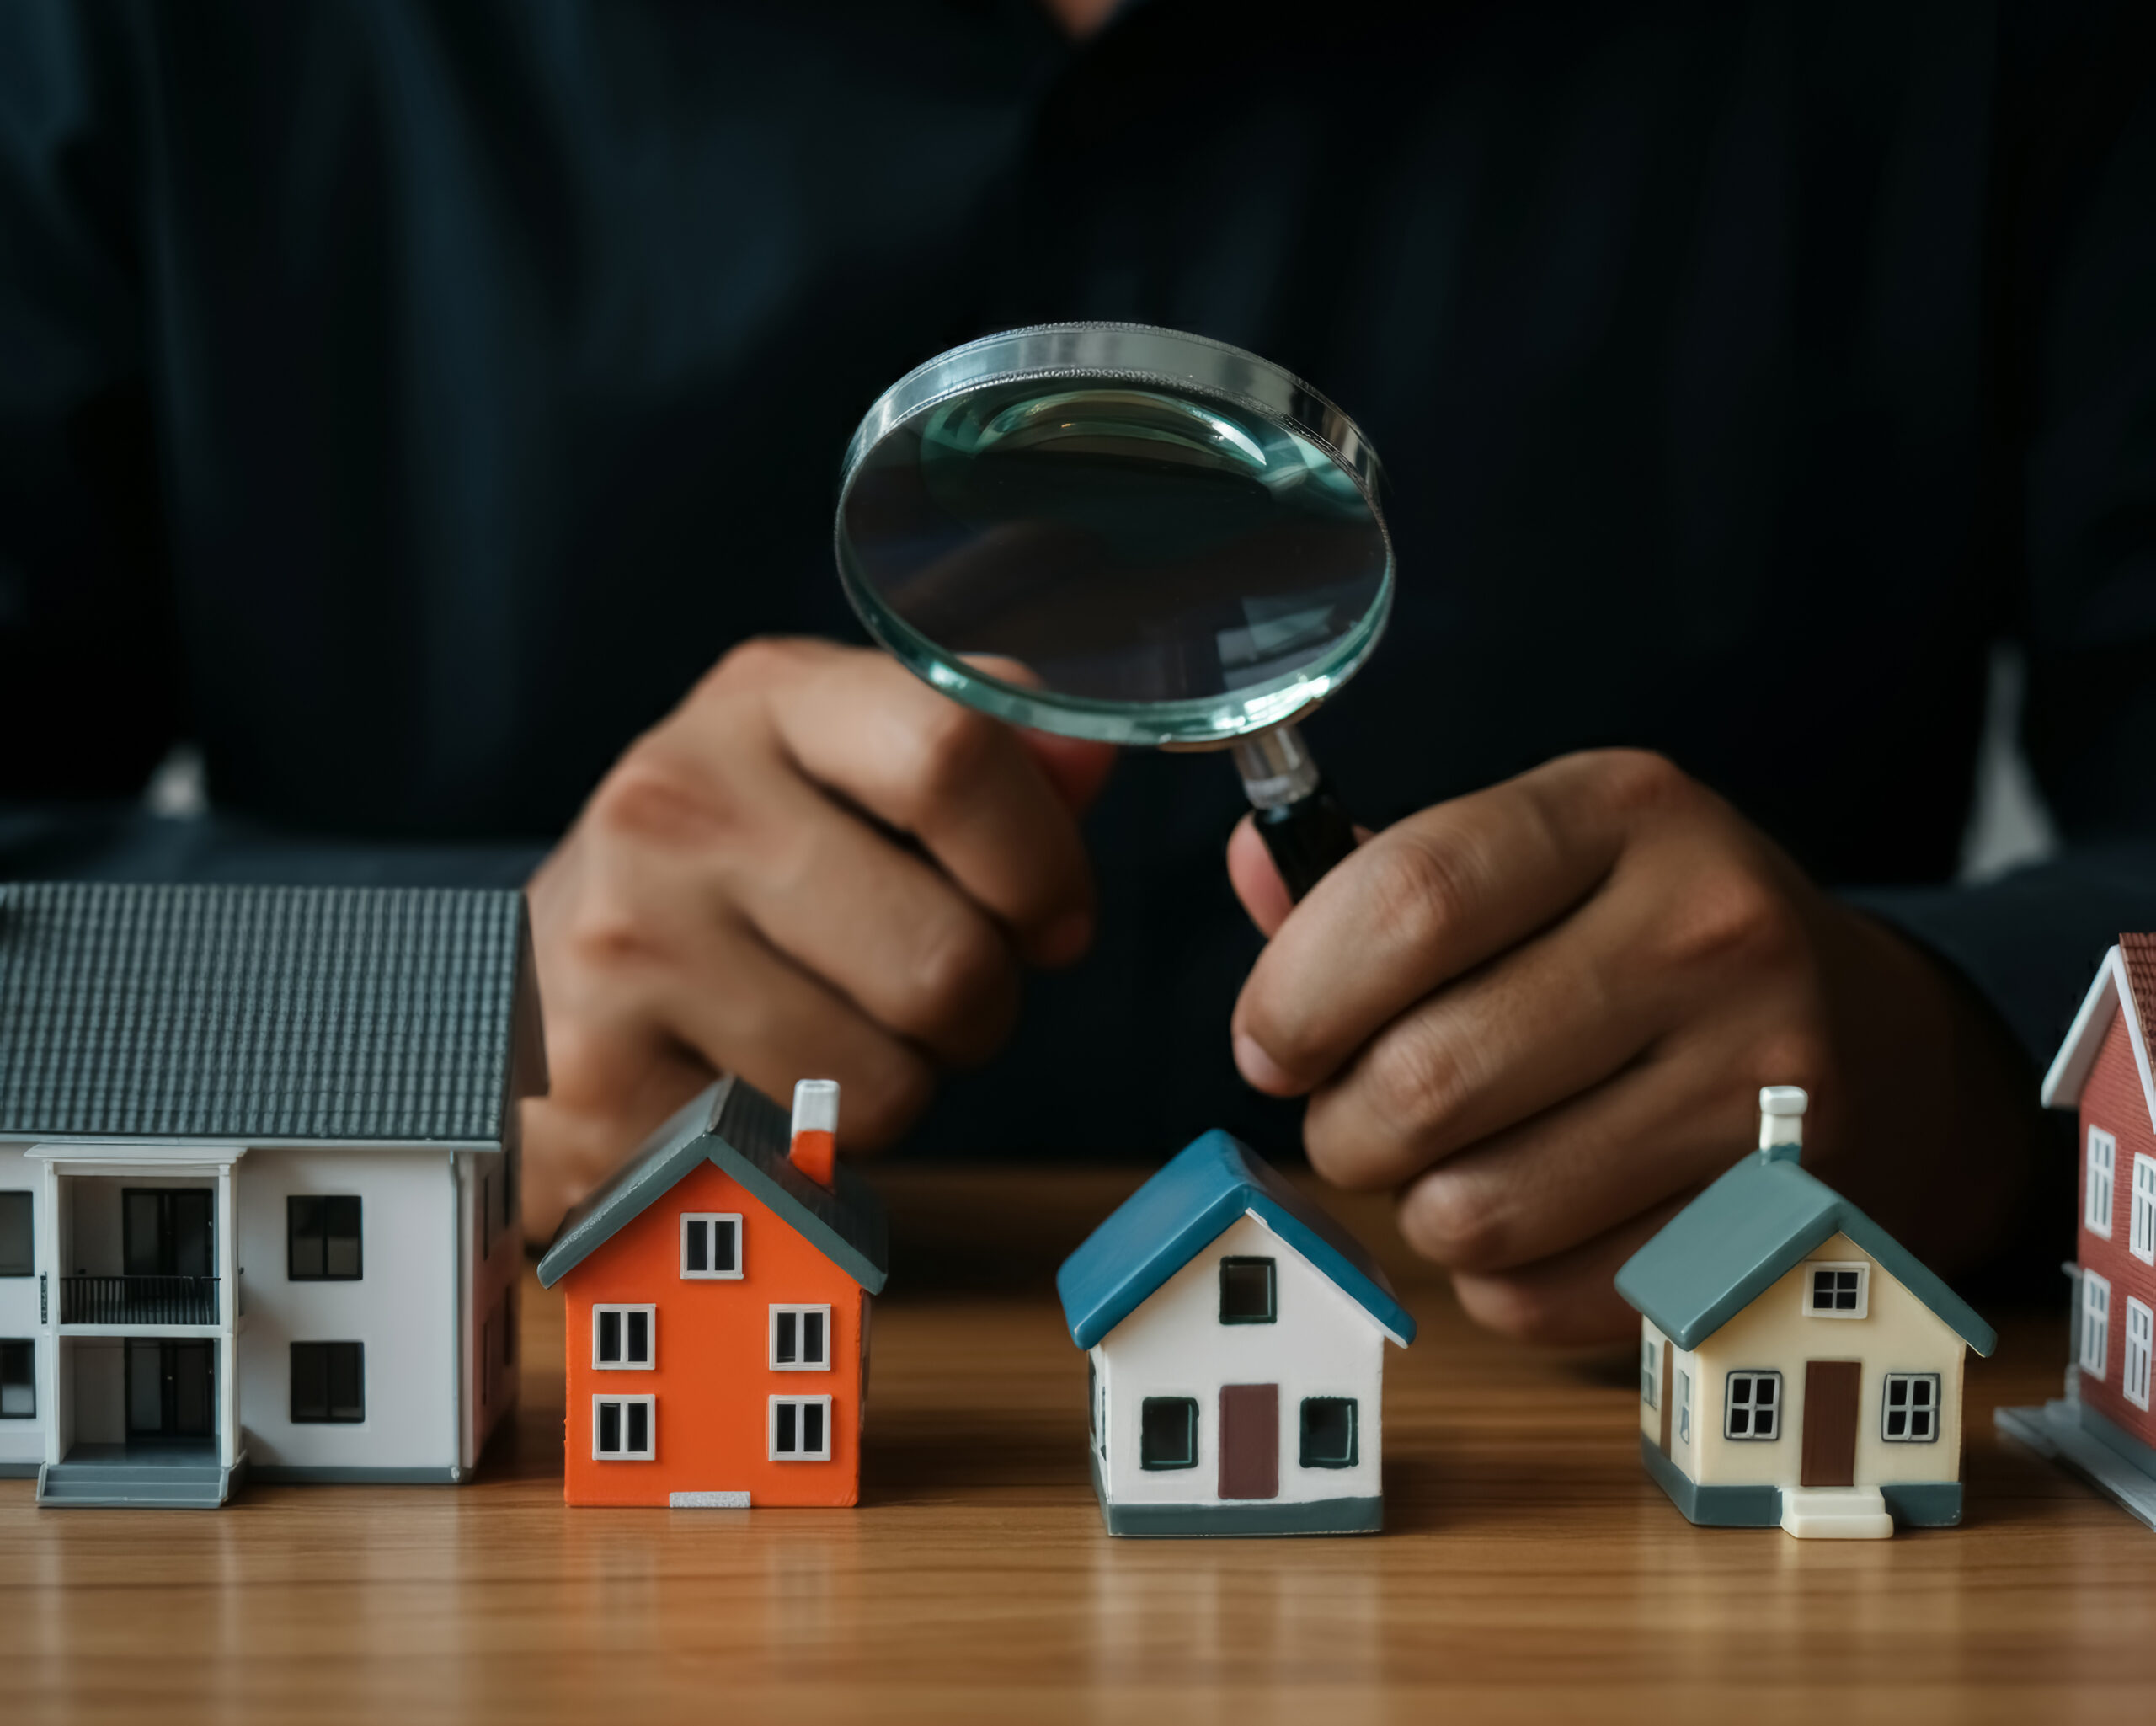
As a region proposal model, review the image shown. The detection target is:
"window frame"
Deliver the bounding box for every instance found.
[2086,1126,2117,1237]
[0,1338,34,1419]
[1639,1334,1658,1409]
[1217,1256,1278,1325]
[1299,1396,1359,1469]
[2131,1154,2156,1267]
[768,1393,834,1462]
[591,1303,657,1371]
[1676,1368,1692,1445]
[2125,1297,2154,1413]
[680,1212,744,1280]
[1722,1370,1783,1441]
[286,1194,364,1282]
[1139,1396,1200,1471]
[593,1393,656,1461]
[1881,1371,1942,1442]
[769,1303,832,1371]
[1802,1262,1870,1319]
[2081,1269,2111,1380]
[289,1341,366,1424]
[0,1190,32,1277]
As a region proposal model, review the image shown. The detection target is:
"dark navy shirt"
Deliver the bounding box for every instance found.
[3,0,2153,1164]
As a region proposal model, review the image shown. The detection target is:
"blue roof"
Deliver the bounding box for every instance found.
[1055,1130,1416,1349]
[1614,1148,1995,1355]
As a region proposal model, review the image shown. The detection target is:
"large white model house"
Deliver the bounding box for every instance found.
[0,882,544,1507]
[1055,1130,1417,1536]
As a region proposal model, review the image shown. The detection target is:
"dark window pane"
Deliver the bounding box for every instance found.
[0,1193,29,1276]
[291,1344,328,1421]
[1912,1410,1933,1440]
[713,1220,738,1274]
[599,1401,621,1454]
[328,1344,364,1420]
[776,1401,798,1454]
[598,1311,621,1363]
[1219,1258,1277,1324]
[0,1339,34,1418]
[804,1312,825,1365]
[803,1401,825,1455]
[1886,1410,1906,1437]
[1913,1379,1933,1407]
[290,1228,326,1280]
[627,1401,648,1454]
[684,1220,708,1274]
[627,1311,648,1364]
[1139,1397,1198,1469]
[775,1311,798,1365]
[1757,1409,1776,1439]
[1757,1378,1775,1407]
[1731,1408,1750,1435]
[125,1192,163,1275]
[1299,1397,1357,1468]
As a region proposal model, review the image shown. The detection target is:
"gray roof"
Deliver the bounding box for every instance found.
[1614,1146,1995,1355]
[536,1077,888,1293]
[0,882,545,1143]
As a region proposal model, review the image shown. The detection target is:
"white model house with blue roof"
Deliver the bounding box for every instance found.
[1055,1129,1416,1537]
[1615,1087,1996,1540]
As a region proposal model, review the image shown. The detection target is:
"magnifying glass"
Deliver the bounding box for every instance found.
[834,323,1392,900]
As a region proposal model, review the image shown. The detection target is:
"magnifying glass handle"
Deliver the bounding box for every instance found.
[1230,723,1358,903]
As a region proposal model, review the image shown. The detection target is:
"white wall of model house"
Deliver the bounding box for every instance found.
[1094,1211,1389,1509]
[0,1143,40,1470]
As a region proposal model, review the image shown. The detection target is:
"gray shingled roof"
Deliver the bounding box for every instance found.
[0,882,545,1142]
[536,1077,888,1293]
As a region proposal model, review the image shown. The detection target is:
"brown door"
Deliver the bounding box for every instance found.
[1219,1384,1279,1500]
[1801,1360,1861,1487]
[1657,1340,1673,1454]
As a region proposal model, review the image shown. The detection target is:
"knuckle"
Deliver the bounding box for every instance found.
[1360,830,1483,962]
[704,633,803,694]
[1358,1017,1477,1147]
[1658,863,1801,975]
[1399,1173,1511,1270]
[1592,748,1694,821]
[586,751,730,849]
[1453,1271,1571,1344]
[896,700,1001,823]
[897,916,1014,1039]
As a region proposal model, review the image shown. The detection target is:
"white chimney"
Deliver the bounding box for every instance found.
[1758,1085,1807,1162]
[789,1079,839,1188]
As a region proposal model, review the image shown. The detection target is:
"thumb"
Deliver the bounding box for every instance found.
[1226,814,1294,938]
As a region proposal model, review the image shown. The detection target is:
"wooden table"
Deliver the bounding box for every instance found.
[7,1168,2154,1723]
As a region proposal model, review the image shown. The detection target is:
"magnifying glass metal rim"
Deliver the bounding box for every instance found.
[833,321,1396,749]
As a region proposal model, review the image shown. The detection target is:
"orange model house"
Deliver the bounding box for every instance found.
[535,1077,887,1508]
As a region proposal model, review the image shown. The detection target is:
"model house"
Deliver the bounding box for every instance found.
[1055,1129,1416,1537]
[0,881,543,1507]
[1616,1086,1996,1538]
[1996,935,2156,1529]
[536,1075,886,1509]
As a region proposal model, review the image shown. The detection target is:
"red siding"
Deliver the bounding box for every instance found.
[2077,1008,2156,1447]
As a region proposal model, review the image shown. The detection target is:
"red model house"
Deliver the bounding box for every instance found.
[1999,936,2156,1530]
[535,1077,887,1508]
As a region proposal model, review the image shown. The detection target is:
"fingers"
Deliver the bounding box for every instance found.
[1449,1194,1694,1347]
[1232,751,1650,1095]
[745,641,1099,966]
[1226,814,1294,938]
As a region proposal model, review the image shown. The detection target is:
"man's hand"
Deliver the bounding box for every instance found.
[1228,749,2041,1345]
[524,637,1113,1241]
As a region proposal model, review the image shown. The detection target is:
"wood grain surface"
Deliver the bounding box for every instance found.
[5,1167,2154,1724]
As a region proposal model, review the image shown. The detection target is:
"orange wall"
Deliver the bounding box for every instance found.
[560,1159,867,1507]
[2078,1008,2156,1449]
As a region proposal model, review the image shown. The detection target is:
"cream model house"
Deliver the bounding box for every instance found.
[1615,1087,1997,1539]
[0,882,543,1507]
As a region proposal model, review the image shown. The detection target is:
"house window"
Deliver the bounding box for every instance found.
[1640,1335,1658,1408]
[2086,1127,2116,1237]
[2125,1298,2154,1413]
[1090,1358,1103,1456]
[291,1342,366,1423]
[1804,1263,1869,1318]
[1218,1257,1277,1324]
[2081,1270,2111,1380]
[1139,1396,1198,1469]
[2132,1156,2156,1267]
[287,1196,363,1280]
[770,1305,830,1371]
[0,1192,30,1276]
[593,1305,654,1370]
[681,1214,742,1279]
[1676,1370,1692,1444]
[770,1395,833,1461]
[1881,1372,1941,1441]
[0,1339,33,1418]
[1299,1397,1358,1468]
[482,1171,495,1258]
[594,1394,655,1460]
[1723,1371,1781,1440]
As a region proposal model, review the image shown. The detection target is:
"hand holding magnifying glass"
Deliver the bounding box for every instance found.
[835,323,1391,900]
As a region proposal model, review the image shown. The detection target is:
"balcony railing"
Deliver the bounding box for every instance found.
[60,1274,221,1326]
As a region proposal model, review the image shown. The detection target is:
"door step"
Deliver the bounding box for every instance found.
[36,1455,243,1510]
[1780,1485,1892,1539]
